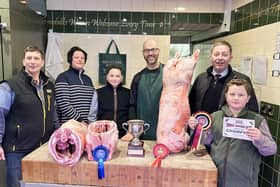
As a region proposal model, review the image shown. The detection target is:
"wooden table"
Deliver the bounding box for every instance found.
[22,140,217,187]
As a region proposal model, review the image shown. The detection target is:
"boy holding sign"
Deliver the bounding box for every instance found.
[188,78,276,187]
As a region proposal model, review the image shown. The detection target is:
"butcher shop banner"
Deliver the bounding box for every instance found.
[99,40,126,84]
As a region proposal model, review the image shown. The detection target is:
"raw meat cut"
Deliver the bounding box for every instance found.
[86,120,119,161]
[157,49,200,153]
[48,119,88,166]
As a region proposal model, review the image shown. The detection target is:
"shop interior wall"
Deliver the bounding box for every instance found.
[209,22,280,105]
[9,0,47,77]
[195,21,280,187]
[46,0,225,12]
[55,33,170,88]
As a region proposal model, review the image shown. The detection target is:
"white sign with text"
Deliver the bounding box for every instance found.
[223,117,255,141]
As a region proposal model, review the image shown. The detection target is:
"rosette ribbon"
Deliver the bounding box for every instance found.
[190,111,212,150]
[92,145,109,179]
[151,144,169,168]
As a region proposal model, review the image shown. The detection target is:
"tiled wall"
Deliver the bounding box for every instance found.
[260,101,280,187]
[47,10,223,35]
[231,0,280,33]
[213,21,280,187]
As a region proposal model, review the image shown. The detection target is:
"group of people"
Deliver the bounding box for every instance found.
[0,38,277,187]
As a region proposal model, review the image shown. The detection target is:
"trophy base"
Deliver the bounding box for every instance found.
[127,141,145,157]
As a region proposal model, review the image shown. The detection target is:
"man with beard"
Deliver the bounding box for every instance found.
[129,38,163,140]
[189,40,259,114]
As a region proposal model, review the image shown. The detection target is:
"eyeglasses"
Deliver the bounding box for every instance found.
[143,48,159,54]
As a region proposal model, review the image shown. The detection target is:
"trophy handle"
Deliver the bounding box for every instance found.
[143,123,150,134]
[122,123,129,132]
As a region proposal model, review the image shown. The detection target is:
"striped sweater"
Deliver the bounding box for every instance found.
[55,66,97,124]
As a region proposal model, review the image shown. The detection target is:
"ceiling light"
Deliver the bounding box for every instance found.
[75,21,87,26]
[35,11,42,15]
[19,0,28,4]
[174,7,186,11]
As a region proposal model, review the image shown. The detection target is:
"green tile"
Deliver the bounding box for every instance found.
[143,12,154,22]
[260,162,265,176]
[268,6,278,24]
[243,17,250,31]
[189,13,199,24]
[200,13,211,24]
[243,3,251,17]
[132,12,143,22]
[274,154,280,170]
[170,13,177,25]
[277,125,280,141]
[109,12,120,34]
[258,177,263,187]
[267,118,278,138]
[251,0,260,15]
[87,11,98,33]
[259,10,268,26]
[211,13,223,24]
[97,12,109,33]
[235,20,243,33]
[64,11,75,33]
[276,171,280,187]
[235,8,244,20]
[154,13,166,35]
[230,11,236,33]
[260,0,269,11]
[154,12,165,23]
[250,14,259,29]
[75,11,87,33]
[120,12,132,34]
[47,10,53,30]
[268,104,279,121]
[273,170,278,187]
[53,10,64,32]
[231,11,235,22]
[260,179,273,187]
[131,12,143,34]
[268,0,279,8]
[177,13,188,24]
[262,164,273,183]
[263,155,275,168]
[260,102,268,116]
[142,13,154,34]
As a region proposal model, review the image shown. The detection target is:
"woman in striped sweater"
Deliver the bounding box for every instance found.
[55,46,97,125]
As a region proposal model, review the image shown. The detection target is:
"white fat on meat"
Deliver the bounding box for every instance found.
[157,49,200,153]
[48,119,88,166]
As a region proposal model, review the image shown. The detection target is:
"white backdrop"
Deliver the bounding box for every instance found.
[47,33,170,88]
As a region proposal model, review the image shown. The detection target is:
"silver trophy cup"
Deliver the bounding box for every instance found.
[122,119,150,146]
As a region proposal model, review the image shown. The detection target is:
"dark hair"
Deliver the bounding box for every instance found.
[24,46,44,60]
[105,64,123,76]
[211,40,232,54]
[224,78,252,96]
[67,46,87,64]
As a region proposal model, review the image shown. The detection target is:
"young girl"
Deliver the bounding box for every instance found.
[189,78,276,187]
[96,65,130,138]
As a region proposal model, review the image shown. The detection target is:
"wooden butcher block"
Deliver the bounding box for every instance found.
[22,141,217,187]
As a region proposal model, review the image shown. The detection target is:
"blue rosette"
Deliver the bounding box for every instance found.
[92,145,109,179]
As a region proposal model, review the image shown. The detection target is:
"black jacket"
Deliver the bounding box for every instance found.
[97,83,130,138]
[189,65,259,114]
[3,68,56,153]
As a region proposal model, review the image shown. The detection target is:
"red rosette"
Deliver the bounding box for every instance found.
[151,144,169,168]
